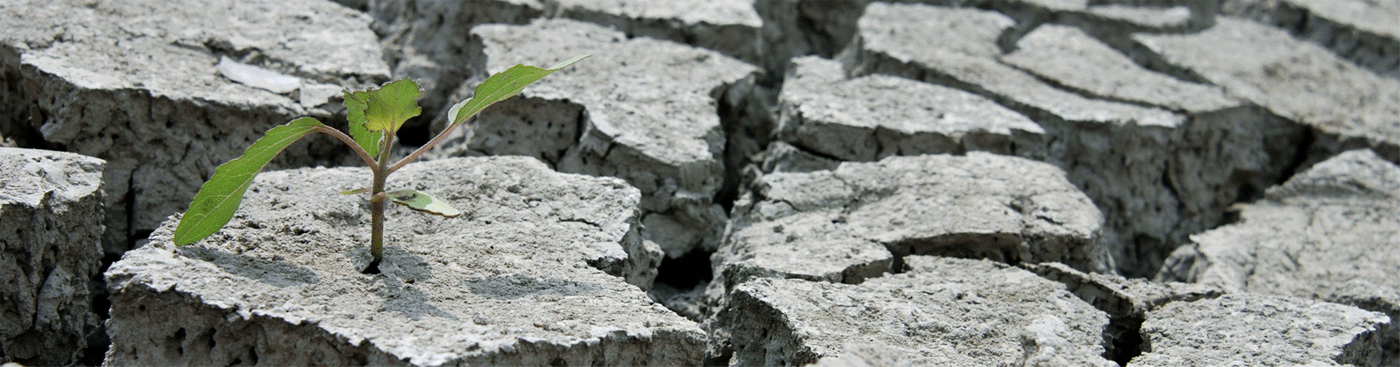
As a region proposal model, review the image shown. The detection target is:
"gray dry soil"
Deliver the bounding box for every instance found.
[1,0,1398,366]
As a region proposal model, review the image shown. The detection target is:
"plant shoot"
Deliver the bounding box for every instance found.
[173,55,589,273]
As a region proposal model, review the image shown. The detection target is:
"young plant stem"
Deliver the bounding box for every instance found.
[368,191,386,273]
[366,132,396,273]
[365,113,468,272]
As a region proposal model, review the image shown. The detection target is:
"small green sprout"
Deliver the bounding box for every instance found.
[173,55,589,273]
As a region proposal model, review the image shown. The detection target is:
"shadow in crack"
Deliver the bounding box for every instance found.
[884,233,1025,273]
[1107,316,1146,365]
[460,273,608,300]
[177,246,321,287]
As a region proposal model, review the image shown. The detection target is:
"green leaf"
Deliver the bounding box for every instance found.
[342,90,382,159]
[173,117,327,245]
[361,79,423,135]
[447,54,590,126]
[387,189,461,218]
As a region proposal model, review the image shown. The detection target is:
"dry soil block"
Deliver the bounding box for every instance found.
[0,148,104,366]
[443,19,760,260]
[1024,262,1222,360]
[1062,3,1202,33]
[715,152,1107,295]
[104,156,701,366]
[1158,148,1400,365]
[1026,262,1222,329]
[1221,0,1399,78]
[710,256,1115,366]
[0,0,391,252]
[841,2,1308,277]
[775,56,1044,162]
[553,0,763,65]
[1135,17,1400,167]
[1000,23,1306,274]
[1130,293,1390,366]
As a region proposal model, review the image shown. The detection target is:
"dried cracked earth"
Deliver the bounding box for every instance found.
[1,0,1398,366]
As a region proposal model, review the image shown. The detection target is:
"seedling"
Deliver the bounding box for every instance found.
[173,55,588,273]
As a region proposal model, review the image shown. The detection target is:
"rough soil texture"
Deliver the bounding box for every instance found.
[0,148,104,366]
[104,156,699,366]
[427,19,761,261]
[839,2,1308,278]
[1135,17,1400,168]
[715,153,1107,292]
[367,0,765,130]
[1131,293,1390,367]
[552,0,763,65]
[776,56,1045,161]
[1024,261,1224,361]
[1221,0,1400,79]
[1158,149,1400,365]
[709,256,1116,367]
[2,0,1397,365]
[0,0,390,254]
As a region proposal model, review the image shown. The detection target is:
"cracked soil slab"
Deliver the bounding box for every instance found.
[104,156,700,366]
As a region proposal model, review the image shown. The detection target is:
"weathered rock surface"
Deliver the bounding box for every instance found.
[1024,262,1222,361]
[0,0,391,253]
[0,148,104,366]
[430,19,760,261]
[1026,261,1222,326]
[1157,148,1400,365]
[3,0,1395,364]
[104,156,700,366]
[841,2,1307,277]
[553,0,763,66]
[716,153,1107,294]
[540,1,779,195]
[1130,293,1390,367]
[372,0,768,131]
[1003,24,1238,114]
[1074,4,1199,31]
[776,56,1044,161]
[806,342,920,367]
[1221,0,1400,79]
[760,141,840,174]
[710,256,1115,366]
[747,0,1208,79]
[1002,23,1307,274]
[1135,17,1400,167]
[842,3,1020,66]
[1009,1,1212,48]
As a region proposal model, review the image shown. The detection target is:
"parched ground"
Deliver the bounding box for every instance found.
[1,0,1397,365]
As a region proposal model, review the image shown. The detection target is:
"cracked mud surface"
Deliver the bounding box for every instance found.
[2,0,1398,365]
